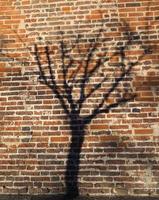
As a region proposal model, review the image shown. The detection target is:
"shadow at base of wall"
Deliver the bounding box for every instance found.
[0,195,159,200]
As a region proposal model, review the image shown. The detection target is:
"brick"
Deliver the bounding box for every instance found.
[50,136,69,143]
[90,124,109,130]
[62,6,71,13]
[134,129,154,134]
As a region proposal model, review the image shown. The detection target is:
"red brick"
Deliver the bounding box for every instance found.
[134,129,154,134]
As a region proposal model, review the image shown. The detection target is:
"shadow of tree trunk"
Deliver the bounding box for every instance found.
[65,122,85,198]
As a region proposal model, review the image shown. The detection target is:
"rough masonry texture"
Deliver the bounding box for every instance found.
[0,0,159,197]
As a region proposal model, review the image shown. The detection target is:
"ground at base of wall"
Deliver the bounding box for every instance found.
[0,196,159,200]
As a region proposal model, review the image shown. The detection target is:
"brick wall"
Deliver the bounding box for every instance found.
[0,0,159,197]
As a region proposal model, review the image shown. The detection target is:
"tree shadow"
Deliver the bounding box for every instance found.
[34,21,150,199]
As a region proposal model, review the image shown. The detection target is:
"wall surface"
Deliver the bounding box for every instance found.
[0,0,159,197]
